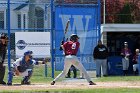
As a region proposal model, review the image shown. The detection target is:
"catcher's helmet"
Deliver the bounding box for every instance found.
[70,34,79,42]
[24,50,33,56]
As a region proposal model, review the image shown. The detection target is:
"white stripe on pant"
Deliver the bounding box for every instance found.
[54,55,91,82]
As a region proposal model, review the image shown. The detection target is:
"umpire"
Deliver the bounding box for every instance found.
[0,33,8,85]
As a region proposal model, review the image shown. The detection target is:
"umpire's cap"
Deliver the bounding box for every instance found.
[1,33,7,39]
[24,50,33,56]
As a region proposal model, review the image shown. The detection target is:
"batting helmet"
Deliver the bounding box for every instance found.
[70,34,79,42]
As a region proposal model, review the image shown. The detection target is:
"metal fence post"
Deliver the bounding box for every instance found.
[7,0,12,82]
[98,0,101,39]
[51,0,54,78]
[45,63,48,77]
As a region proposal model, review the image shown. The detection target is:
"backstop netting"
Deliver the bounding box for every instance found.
[0,0,51,78]
[0,0,101,78]
[53,0,101,71]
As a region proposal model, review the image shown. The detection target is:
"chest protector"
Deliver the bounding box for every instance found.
[18,58,33,72]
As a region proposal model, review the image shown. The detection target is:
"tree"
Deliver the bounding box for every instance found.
[101,0,140,23]
[117,2,133,23]
[101,0,122,23]
[130,0,140,23]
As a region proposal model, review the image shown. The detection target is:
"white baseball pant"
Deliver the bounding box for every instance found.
[18,69,32,77]
[122,58,129,70]
[133,64,138,72]
[53,55,91,82]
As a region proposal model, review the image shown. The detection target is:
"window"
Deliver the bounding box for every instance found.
[0,11,4,29]
[17,14,21,28]
[35,7,44,31]
[23,14,26,29]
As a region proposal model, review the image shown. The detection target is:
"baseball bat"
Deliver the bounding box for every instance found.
[64,20,70,35]
[59,20,70,50]
[62,20,70,41]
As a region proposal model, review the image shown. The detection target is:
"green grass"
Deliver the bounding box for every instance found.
[5,65,140,83]
[4,64,80,83]
[4,64,55,83]
[53,89,140,93]
[94,76,140,82]
[2,64,140,92]
[4,64,140,83]
[1,88,140,93]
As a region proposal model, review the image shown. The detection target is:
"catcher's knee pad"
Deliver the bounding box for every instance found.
[28,70,33,77]
[22,70,33,83]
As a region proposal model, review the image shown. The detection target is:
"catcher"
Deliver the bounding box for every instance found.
[7,50,36,85]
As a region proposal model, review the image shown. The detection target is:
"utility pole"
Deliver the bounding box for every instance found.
[103,0,106,24]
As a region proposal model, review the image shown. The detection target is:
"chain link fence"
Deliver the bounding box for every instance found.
[1,0,139,77]
[1,0,139,62]
[0,0,51,62]
[53,0,140,24]
[53,0,100,70]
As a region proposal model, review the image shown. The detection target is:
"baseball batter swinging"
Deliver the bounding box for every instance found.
[51,34,96,85]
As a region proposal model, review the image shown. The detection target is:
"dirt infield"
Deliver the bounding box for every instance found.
[1,81,140,91]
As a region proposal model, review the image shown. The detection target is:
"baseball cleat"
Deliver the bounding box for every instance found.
[89,81,96,85]
[21,81,31,85]
[0,81,6,85]
[65,76,71,78]
[51,81,55,85]
[7,82,12,86]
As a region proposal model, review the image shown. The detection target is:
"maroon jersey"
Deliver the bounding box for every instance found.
[132,54,139,64]
[63,41,80,55]
[121,48,131,56]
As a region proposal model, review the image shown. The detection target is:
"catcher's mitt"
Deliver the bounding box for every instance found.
[17,66,27,72]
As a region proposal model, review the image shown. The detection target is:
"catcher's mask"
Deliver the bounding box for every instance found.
[70,34,79,42]
[24,51,33,59]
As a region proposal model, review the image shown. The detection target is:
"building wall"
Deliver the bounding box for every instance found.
[0,0,50,32]
[101,24,140,47]
[102,24,140,32]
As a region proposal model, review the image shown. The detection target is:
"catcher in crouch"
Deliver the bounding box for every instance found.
[51,34,96,85]
[7,51,36,85]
